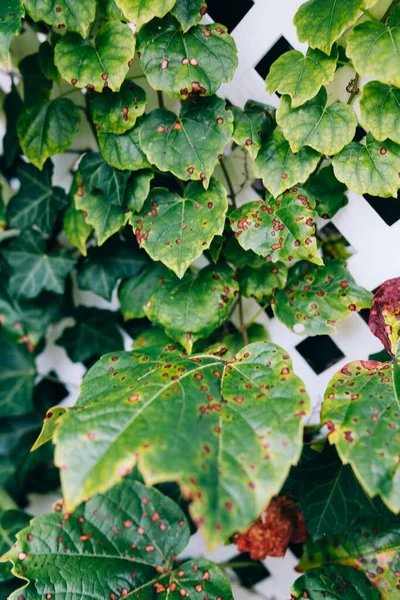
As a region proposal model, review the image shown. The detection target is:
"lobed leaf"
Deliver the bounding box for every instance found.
[119,262,167,320]
[171,0,207,31]
[291,565,379,599]
[0,331,36,418]
[306,164,348,219]
[359,81,400,145]
[231,100,276,160]
[98,118,151,171]
[24,0,96,37]
[115,0,177,29]
[90,80,146,134]
[0,1,24,68]
[63,201,92,256]
[125,170,154,212]
[238,262,288,303]
[79,153,130,207]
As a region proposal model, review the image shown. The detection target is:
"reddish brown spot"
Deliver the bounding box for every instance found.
[101,73,108,80]
[281,173,288,179]
[187,167,195,174]
[157,125,165,133]
[161,59,169,69]
[380,147,387,155]
[71,79,77,85]
[173,121,182,130]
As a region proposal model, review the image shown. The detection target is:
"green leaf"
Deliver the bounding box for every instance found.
[0,508,31,588]
[0,1,24,68]
[3,84,22,169]
[119,262,166,320]
[49,341,310,546]
[229,187,322,265]
[56,306,124,363]
[145,263,239,353]
[2,478,232,600]
[7,161,68,234]
[140,96,233,188]
[332,134,400,198]
[38,40,61,85]
[24,0,96,36]
[265,46,338,109]
[131,178,228,278]
[291,565,379,600]
[306,164,348,219]
[322,358,400,512]
[294,0,364,55]
[31,406,67,452]
[63,201,92,256]
[79,153,130,207]
[254,131,320,198]
[298,515,400,599]
[98,118,151,171]
[132,325,175,350]
[231,100,275,160]
[171,0,207,31]
[0,187,5,231]
[138,16,238,98]
[90,80,147,134]
[115,0,177,29]
[54,22,136,92]
[360,81,400,145]
[277,88,357,155]
[239,262,288,303]
[222,236,266,269]
[347,6,400,88]
[17,97,80,169]
[98,0,124,19]
[0,331,36,417]
[125,170,154,212]
[77,237,147,301]
[2,230,75,299]
[19,53,52,107]
[273,260,372,336]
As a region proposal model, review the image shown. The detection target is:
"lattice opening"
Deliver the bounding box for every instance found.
[295,336,345,375]
[207,0,254,31]
[363,193,400,226]
[255,36,293,83]
[229,553,270,587]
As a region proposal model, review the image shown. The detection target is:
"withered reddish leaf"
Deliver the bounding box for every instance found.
[369,277,400,357]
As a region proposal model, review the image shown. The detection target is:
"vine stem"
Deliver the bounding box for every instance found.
[157,90,165,109]
[238,294,249,346]
[220,157,237,208]
[347,73,360,105]
[217,561,256,570]
[382,0,399,21]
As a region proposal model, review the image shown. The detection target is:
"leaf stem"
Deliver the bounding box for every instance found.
[157,90,165,109]
[217,561,257,569]
[238,294,249,346]
[382,0,399,21]
[220,157,237,208]
[346,73,360,105]
[361,8,380,21]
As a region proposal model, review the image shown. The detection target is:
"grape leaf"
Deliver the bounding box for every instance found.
[254,131,320,198]
[347,6,400,88]
[294,0,365,55]
[79,153,130,207]
[171,0,207,31]
[239,262,288,303]
[77,237,147,301]
[231,100,276,160]
[360,81,400,145]
[291,565,379,600]
[139,96,233,188]
[130,178,228,278]
[145,263,239,353]
[43,341,310,546]
[298,515,400,599]
[222,236,266,269]
[368,277,400,356]
[115,0,177,29]
[125,170,154,212]
[119,262,166,320]
[98,0,124,19]
[2,84,22,169]
[63,201,92,256]
[0,508,31,591]
[19,53,52,107]
[54,22,136,92]
[265,46,338,109]
[2,477,232,600]
[7,161,68,234]
[38,40,61,85]
[0,1,24,68]
[90,80,147,134]
[2,230,75,299]
[306,164,348,219]
[332,134,400,198]
[0,331,36,417]
[277,88,357,156]
[322,358,400,512]
[138,16,238,99]
[98,118,151,171]
[229,187,322,265]
[272,260,372,336]
[56,306,124,363]
[24,0,96,37]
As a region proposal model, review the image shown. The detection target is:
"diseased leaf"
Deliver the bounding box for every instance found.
[56,306,124,363]
[360,81,400,145]
[115,0,177,29]
[273,260,372,336]
[0,331,36,418]
[98,118,150,171]
[31,406,67,452]
[322,358,400,512]
[7,161,68,234]
[63,201,92,256]
[0,508,30,592]
[332,134,400,198]
[306,164,348,219]
[54,22,136,92]
[145,263,239,353]
[265,46,338,109]
[138,16,238,98]
[131,178,228,278]
[125,170,154,212]
[47,342,310,546]
[368,277,400,356]
[132,325,175,350]
[291,565,379,599]
[347,6,400,88]
[171,0,207,31]
[98,0,125,19]
[229,187,322,265]
[231,100,275,160]
[24,0,96,37]
[239,262,288,303]
[222,236,266,269]
[277,88,357,156]
[0,1,24,68]
[2,478,232,600]
[2,230,75,299]
[79,153,130,207]
[119,262,166,320]
[90,80,147,134]
[254,131,320,198]
[140,96,233,188]
[294,0,364,55]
